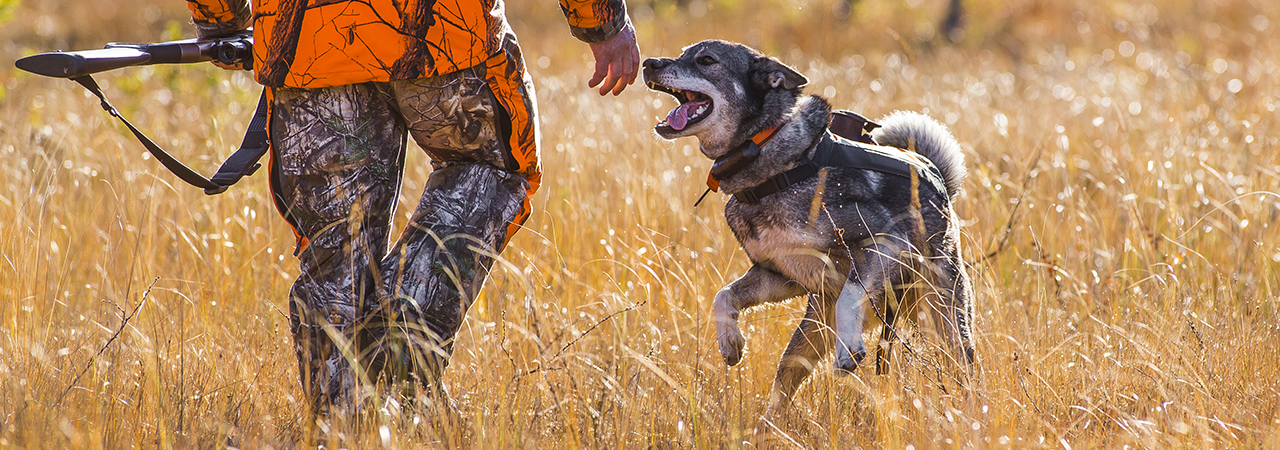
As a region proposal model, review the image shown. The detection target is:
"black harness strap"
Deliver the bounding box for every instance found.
[72,74,269,195]
[829,109,880,145]
[733,131,950,205]
[733,157,821,205]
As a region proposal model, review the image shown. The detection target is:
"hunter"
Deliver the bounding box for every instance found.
[184,0,640,415]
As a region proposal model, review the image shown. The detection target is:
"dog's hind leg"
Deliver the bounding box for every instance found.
[875,282,924,375]
[832,281,870,373]
[834,244,898,373]
[715,265,808,366]
[874,288,900,375]
[763,296,835,418]
[926,251,977,376]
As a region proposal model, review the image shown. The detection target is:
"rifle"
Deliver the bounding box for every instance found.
[16,30,253,78]
[14,31,266,195]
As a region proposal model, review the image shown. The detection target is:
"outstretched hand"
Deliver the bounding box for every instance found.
[587,21,641,96]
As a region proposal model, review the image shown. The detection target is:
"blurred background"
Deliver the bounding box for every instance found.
[1,0,1278,448]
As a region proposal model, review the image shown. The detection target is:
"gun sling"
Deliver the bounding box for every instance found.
[71,74,268,195]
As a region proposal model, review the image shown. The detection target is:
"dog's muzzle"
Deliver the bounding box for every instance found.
[643,60,715,134]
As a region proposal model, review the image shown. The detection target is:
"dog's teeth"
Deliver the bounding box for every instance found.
[696,105,707,114]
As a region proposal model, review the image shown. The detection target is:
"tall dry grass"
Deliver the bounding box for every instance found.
[2,0,1279,447]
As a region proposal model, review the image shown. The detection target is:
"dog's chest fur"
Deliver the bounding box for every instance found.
[724,182,867,292]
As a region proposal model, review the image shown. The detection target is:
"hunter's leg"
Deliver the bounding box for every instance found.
[269,83,405,414]
[362,49,538,410]
[365,164,526,403]
[715,265,808,366]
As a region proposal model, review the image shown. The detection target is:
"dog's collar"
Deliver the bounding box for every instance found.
[705,123,784,192]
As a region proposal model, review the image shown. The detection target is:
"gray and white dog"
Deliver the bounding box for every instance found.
[642,40,976,419]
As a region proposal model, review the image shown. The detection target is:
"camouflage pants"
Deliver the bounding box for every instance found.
[268,61,538,413]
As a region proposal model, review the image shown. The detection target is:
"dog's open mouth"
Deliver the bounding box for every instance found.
[648,82,713,132]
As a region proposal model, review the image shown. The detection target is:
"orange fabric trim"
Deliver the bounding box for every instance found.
[482,49,541,196]
[482,46,540,247]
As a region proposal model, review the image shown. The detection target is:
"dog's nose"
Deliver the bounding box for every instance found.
[643,58,670,71]
[642,58,672,83]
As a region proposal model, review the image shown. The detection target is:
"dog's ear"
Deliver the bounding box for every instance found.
[751,56,808,90]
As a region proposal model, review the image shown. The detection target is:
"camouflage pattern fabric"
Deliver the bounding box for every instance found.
[270,60,533,412]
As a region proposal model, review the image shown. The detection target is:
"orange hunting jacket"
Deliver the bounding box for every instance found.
[187,0,625,246]
[185,0,629,89]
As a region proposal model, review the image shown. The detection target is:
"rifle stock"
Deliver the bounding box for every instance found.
[15,30,253,78]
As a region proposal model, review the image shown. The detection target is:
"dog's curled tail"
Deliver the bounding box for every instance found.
[872,111,967,196]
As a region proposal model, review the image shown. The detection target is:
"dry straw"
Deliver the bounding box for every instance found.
[1,0,1278,447]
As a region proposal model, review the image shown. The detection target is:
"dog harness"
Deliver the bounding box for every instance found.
[704,110,949,206]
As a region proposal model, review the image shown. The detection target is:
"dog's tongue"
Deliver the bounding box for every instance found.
[666,103,692,131]
[666,100,707,131]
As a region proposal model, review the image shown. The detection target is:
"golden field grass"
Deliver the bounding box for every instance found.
[2,0,1279,447]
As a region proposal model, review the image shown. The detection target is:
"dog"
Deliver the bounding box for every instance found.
[642,40,977,423]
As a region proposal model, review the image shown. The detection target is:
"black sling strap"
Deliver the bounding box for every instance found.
[72,74,269,195]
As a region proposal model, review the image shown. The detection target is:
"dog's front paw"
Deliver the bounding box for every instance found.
[718,326,745,367]
[833,345,866,376]
[714,289,745,366]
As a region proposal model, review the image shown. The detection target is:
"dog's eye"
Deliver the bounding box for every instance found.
[697,55,717,66]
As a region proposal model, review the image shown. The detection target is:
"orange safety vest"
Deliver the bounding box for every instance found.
[185,0,628,88]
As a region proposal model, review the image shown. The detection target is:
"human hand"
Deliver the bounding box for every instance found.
[587,20,640,96]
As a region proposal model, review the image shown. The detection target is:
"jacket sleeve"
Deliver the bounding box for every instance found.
[559,0,629,44]
[186,0,252,38]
